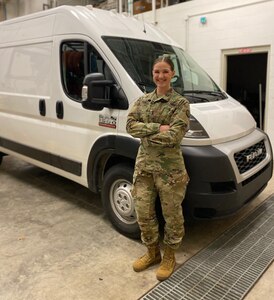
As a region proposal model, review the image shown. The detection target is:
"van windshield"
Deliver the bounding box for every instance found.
[103,36,226,103]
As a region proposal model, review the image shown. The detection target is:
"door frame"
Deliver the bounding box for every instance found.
[221,45,270,130]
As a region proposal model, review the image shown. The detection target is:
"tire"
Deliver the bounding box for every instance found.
[102,163,140,239]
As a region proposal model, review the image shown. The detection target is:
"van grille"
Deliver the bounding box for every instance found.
[234,140,266,174]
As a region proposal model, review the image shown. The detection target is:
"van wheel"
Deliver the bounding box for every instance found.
[102,164,140,239]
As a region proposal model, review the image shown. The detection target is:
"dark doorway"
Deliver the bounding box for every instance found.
[226,53,267,129]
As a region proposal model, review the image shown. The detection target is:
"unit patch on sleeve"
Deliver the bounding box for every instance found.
[99,114,117,129]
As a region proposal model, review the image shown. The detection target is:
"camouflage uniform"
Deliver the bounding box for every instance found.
[126,89,190,249]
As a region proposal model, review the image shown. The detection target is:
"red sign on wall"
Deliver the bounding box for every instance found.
[239,48,252,54]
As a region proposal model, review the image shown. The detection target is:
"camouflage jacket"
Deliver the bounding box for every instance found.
[126,89,190,174]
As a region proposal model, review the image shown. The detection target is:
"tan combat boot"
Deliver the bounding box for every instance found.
[133,244,161,272]
[156,246,176,281]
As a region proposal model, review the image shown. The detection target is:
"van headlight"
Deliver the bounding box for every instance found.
[185,115,209,138]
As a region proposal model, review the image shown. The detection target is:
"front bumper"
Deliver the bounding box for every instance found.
[182,130,273,219]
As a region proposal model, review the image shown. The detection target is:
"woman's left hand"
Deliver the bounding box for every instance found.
[160,125,170,132]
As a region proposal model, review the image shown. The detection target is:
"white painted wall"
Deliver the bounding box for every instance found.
[4,0,95,19]
[19,0,45,15]
[137,0,274,143]
[4,0,46,19]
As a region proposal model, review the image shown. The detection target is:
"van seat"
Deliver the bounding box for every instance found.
[63,51,84,99]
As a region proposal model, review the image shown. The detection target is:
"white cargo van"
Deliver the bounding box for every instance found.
[0,6,272,238]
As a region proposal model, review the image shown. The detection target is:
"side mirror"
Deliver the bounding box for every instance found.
[81,73,113,110]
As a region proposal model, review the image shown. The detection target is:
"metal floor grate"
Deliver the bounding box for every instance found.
[141,195,274,300]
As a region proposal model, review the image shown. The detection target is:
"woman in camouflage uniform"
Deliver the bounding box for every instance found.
[126,56,190,281]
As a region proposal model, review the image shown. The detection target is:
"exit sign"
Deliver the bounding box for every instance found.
[239,48,252,54]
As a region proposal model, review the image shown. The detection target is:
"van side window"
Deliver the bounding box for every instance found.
[61,42,84,100]
[61,41,113,101]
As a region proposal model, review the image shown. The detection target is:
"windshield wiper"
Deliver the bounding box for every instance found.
[183,94,211,103]
[183,90,227,99]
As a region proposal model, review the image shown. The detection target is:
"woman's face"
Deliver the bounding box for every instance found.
[152,61,175,90]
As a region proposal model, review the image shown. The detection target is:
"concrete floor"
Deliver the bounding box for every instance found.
[0,155,273,300]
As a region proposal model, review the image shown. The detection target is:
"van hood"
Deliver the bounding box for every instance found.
[185,97,256,146]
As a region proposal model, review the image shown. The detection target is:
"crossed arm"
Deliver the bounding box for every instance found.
[126,99,189,148]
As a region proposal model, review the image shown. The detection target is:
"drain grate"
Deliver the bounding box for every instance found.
[141,195,274,300]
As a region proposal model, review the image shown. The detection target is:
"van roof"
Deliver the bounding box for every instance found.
[0,5,179,46]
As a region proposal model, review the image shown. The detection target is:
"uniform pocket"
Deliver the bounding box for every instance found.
[169,170,189,186]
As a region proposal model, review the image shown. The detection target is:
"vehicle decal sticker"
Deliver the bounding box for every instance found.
[99,114,117,129]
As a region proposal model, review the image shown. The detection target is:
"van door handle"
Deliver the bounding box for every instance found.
[56,101,64,119]
[39,99,46,116]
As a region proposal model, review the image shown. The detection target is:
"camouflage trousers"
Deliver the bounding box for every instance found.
[132,170,189,249]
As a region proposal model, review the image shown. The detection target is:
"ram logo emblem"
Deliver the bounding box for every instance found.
[245,148,263,163]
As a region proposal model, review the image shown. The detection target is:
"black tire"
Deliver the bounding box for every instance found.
[102,163,140,239]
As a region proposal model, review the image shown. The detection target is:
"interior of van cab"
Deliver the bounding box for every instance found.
[63,50,84,99]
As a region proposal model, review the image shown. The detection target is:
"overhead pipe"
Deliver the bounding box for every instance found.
[0,0,7,20]
[128,0,133,15]
[152,0,156,24]
[16,0,19,16]
[118,0,122,13]
[43,0,56,10]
